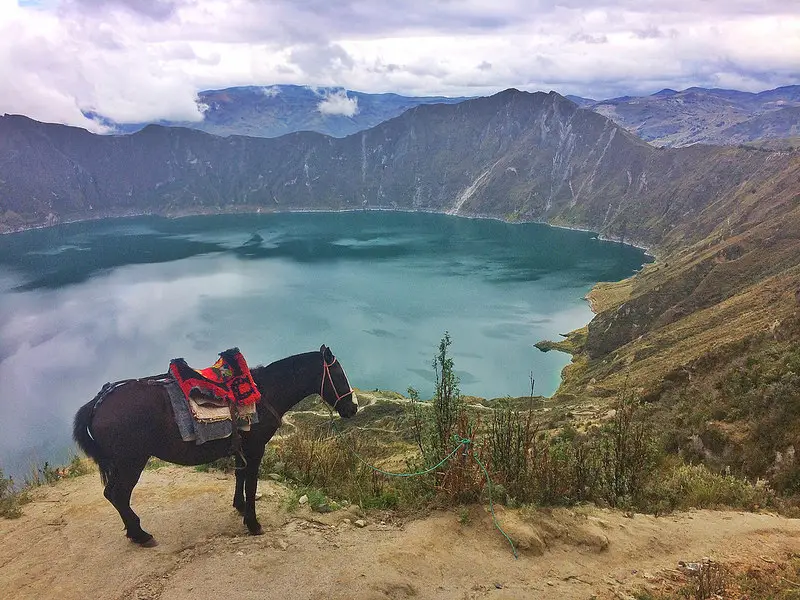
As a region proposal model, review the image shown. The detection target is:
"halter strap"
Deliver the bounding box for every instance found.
[262,398,283,426]
[320,357,353,409]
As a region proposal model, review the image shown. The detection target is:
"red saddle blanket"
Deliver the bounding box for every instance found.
[169,348,261,407]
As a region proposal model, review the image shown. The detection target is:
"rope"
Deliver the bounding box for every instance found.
[471,449,519,559]
[328,416,518,559]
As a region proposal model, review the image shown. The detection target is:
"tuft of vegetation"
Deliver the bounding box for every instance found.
[263,425,401,510]
[636,554,800,600]
[144,458,170,471]
[644,463,774,514]
[0,469,30,519]
[484,390,662,509]
[405,332,485,505]
[2,453,95,519]
[25,453,95,488]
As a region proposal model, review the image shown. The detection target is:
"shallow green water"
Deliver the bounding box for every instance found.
[0,211,648,476]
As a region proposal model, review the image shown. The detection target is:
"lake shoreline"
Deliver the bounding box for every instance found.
[0,205,657,258]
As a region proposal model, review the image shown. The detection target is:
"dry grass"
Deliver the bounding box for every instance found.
[587,278,637,313]
[637,554,800,600]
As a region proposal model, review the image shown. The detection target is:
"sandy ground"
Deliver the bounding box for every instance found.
[1,467,799,600]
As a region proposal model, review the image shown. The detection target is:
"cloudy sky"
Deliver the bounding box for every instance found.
[1,0,798,130]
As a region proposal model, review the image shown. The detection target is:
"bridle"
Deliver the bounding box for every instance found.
[320,356,353,409]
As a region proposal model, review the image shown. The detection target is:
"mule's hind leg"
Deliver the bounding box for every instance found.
[106,456,155,546]
[233,455,246,514]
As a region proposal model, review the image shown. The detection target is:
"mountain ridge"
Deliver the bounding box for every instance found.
[588,84,800,147]
[2,88,795,251]
[74,82,800,147]
[85,84,470,139]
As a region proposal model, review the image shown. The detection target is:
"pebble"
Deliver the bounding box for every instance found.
[298,494,309,505]
[354,519,367,528]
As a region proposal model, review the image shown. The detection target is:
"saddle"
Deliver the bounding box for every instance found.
[169,347,261,409]
[169,348,261,462]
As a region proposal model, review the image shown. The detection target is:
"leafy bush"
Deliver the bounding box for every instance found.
[65,454,93,478]
[482,390,660,509]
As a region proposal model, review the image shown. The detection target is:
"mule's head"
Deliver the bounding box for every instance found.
[319,344,358,418]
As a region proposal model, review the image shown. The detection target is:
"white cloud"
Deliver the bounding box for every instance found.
[317,90,359,116]
[259,85,281,97]
[1,0,798,127]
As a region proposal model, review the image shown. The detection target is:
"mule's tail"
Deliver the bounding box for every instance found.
[73,399,114,486]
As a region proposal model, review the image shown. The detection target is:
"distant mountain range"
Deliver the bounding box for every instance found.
[583,85,800,147]
[83,83,800,148]
[86,85,469,139]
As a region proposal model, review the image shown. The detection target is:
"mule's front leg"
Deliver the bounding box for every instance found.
[232,455,246,514]
[242,448,265,535]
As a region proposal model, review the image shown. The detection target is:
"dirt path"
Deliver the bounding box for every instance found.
[1,467,798,600]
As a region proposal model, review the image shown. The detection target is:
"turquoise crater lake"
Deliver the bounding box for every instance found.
[0,211,649,476]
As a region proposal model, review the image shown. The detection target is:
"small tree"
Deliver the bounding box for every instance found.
[431,332,463,457]
[409,331,464,462]
[409,333,480,502]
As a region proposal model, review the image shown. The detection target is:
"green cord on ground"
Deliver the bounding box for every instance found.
[472,452,519,559]
[328,417,518,559]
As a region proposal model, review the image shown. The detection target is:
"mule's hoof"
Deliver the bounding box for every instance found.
[247,525,264,536]
[129,534,158,547]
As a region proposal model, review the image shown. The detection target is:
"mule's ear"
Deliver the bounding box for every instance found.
[320,344,333,362]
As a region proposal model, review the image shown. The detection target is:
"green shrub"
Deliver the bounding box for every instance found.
[407,332,484,504]
[481,389,659,509]
[645,463,773,513]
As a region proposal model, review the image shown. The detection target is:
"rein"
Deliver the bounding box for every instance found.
[320,357,353,409]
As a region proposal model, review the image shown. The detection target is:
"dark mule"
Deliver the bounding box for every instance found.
[73,345,357,546]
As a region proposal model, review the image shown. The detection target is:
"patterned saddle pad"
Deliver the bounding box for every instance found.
[169,347,261,408]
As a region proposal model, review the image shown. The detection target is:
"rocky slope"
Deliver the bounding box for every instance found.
[1,89,794,248]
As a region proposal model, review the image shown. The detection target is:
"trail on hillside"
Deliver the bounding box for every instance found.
[1,467,798,600]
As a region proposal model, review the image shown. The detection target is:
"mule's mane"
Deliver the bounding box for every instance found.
[251,350,320,377]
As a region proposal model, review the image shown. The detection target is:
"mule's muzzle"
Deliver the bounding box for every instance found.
[337,391,358,418]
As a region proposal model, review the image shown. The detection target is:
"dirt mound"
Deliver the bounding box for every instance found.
[1,467,798,600]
